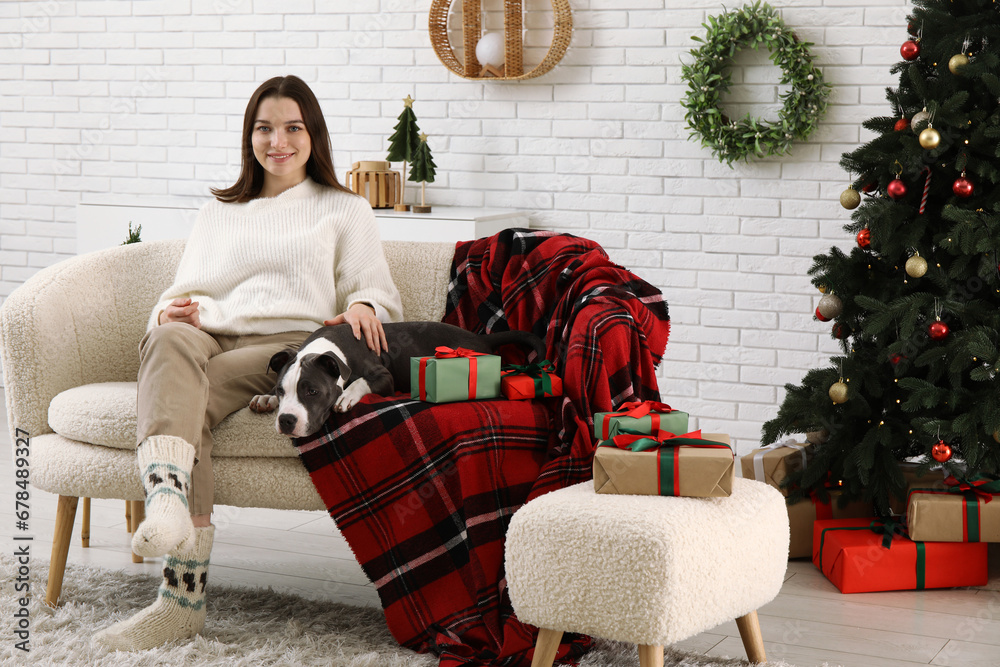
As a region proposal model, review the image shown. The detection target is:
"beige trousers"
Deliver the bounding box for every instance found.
[136,322,311,515]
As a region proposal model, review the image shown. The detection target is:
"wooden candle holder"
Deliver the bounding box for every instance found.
[346,160,402,209]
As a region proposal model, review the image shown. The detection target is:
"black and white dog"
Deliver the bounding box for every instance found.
[250,322,545,438]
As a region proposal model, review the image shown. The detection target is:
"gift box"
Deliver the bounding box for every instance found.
[741,439,814,496]
[786,492,872,558]
[501,361,563,400]
[812,517,988,593]
[594,401,689,440]
[411,347,501,403]
[593,430,733,498]
[906,475,1000,543]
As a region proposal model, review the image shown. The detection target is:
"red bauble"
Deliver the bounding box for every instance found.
[856,228,871,248]
[931,440,953,463]
[862,182,877,193]
[900,40,920,61]
[928,320,950,341]
[815,307,830,322]
[894,118,910,132]
[833,323,850,339]
[890,353,905,365]
[887,178,907,200]
[953,176,974,198]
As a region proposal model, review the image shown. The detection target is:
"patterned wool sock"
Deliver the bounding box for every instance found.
[132,435,196,558]
[94,525,214,651]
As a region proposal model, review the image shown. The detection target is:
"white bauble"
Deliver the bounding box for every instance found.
[910,108,931,133]
[475,32,505,67]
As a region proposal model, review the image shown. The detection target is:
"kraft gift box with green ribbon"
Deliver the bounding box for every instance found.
[740,439,814,497]
[905,474,1000,543]
[593,429,734,498]
[593,400,689,440]
[812,517,988,593]
[501,361,563,400]
[411,347,501,403]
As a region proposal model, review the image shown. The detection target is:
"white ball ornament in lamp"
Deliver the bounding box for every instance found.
[475,32,505,68]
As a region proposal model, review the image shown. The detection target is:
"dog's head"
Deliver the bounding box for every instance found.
[267,343,352,438]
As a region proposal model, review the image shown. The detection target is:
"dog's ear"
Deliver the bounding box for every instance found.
[317,351,352,381]
[267,349,296,374]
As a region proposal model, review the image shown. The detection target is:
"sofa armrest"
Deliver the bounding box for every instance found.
[1,240,185,440]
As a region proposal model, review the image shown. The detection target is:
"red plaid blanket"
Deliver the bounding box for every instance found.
[294,229,670,666]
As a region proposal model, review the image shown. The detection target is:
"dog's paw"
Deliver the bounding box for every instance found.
[335,380,371,413]
[249,394,279,413]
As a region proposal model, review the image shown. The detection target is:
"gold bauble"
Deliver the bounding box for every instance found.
[829,381,849,404]
[994,430,1000,443]
[918,127,941,150]
[949,53,969,74]
[905,254,928,278]
[818,284,828,294]
[840,187,861,209]
[818,293,844,319]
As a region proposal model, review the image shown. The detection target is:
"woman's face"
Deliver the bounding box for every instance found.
[251,96,312,190]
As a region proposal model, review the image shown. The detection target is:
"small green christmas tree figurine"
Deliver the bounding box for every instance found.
[386,95,421,212]
[763,0,1000,517]
[409,133,436,213]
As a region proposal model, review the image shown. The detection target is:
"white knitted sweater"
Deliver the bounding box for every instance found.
[148,178,404,335]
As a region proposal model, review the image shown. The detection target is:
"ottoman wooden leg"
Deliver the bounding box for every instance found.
[530,627,563,667]
[736,610,766,663]
[45,495,79,607]
[638,644,664,667]
[130,500,144,563]
[81,497,91,547]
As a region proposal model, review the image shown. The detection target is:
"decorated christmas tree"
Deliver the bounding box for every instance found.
[762,0,1000,517]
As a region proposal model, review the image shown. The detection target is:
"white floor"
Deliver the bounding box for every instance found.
[3,393,999,667]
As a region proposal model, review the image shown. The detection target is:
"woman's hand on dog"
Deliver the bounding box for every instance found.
[325,302,387,353]
[159,297,201,328]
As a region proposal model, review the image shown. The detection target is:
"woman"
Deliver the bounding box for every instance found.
[94,75,403,650]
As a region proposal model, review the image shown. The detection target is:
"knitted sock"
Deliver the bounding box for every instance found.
[94,525,214,651]
[132,435,196,558]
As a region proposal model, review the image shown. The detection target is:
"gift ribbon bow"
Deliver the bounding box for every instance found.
[502,360,556,396]
[945,474,1000,503]
[418,347,486,401]
[601,428,732,497]
[752,438,809,485]
[818,520,926,588]
[599,400,676,439]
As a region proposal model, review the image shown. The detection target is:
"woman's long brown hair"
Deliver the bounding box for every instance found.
[211,75,356,202]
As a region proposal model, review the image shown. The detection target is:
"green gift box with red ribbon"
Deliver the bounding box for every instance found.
[812,517,988,594]
[593,429,734,498]
[410,346,501,403]
[594,401,689,440]
[501,361,563,400]
[906,474,1000,543]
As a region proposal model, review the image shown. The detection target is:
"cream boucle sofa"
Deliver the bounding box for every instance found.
[0,238,457,606]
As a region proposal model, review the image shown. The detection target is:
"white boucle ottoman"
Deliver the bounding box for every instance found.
[505,477,789,667]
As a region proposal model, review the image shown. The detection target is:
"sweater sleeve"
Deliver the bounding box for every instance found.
[334,196,404,323]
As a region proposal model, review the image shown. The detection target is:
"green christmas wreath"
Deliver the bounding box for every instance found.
[680,2,830,166]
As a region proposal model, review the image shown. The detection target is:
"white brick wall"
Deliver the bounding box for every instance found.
[0,0,908,454]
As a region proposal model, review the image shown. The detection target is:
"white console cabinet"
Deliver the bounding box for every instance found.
[76,199,528,255]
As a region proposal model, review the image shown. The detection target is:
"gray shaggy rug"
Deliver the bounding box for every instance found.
[0,558,802,666]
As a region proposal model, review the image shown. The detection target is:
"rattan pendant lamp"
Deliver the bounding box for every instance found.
[428,0,572,80]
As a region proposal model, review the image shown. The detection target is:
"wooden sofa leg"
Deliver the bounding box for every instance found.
[130,500,144,563]
[81,497,91,547]
[736,610,767,663]
[638,644,664,667]
[125,498,132,532]
[45,495,79,607]
[530,627,563,667]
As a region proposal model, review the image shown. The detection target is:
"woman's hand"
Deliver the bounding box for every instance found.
[325,303,387,352]
[159,297,201,328]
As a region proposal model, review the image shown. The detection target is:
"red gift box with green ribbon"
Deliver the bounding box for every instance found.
[410,346,501,403]
[906,474,1000,543]
[594,400,689,440]
[501,361,563,400]
[812,517,988,594]
[593,429,734,498]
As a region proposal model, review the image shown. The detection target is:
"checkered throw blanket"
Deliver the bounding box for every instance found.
[294,229,670,666]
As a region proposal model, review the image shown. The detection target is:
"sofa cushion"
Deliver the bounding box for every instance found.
[48,382,298,458]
